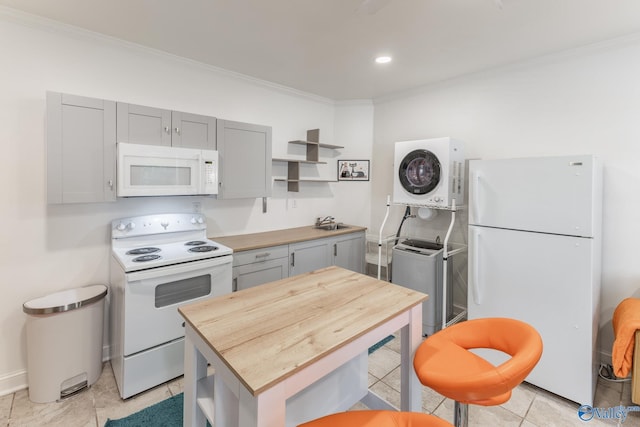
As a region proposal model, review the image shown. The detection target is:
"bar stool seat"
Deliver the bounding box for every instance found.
[298,410,454,427]
[413,317,543,426]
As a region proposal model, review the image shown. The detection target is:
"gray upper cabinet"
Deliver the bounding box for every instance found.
[171,111,216,150]
[117,103,216,149]
[217,119,272,199]
[47,92,116,204]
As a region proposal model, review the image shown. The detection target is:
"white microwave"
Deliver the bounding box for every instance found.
[117,142,218,197]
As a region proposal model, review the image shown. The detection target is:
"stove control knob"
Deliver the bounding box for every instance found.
[160,220,169,229]
[197,217,204,224]
[128,222,136,230]
[116,223,126,231]
[190,217,197,225]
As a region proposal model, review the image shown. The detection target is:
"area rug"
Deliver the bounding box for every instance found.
[103,393,200,427]
[104,336,394,426]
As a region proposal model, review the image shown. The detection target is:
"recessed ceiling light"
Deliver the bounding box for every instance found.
[375,56,392,64]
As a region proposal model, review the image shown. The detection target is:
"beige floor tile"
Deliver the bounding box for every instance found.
[1,393,14,426]
[521,420,538,427]
[599,375,624,396]
[622,380,636,406]
[596,379,625,408]
[526,392,617,427]
[95,384,171,427]
[384,332,402,354]
[367,373,377,388]
[433,398,523,427]
[349,401,369,411]
[8,388,97,427]
[367,346,400,380]
[93,362,172,427]
[167,376,184,396]
[376,365,444,413]
[370,380,400,409]
[625,410,640,427]
[500,383,537,418]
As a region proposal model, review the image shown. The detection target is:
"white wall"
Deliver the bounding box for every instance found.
[0,10,373,395]
[372,34,640,363]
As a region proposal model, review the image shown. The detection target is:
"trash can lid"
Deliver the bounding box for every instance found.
[23,284,107,315]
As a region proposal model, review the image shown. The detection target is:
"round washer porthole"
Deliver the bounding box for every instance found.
[398,149,441,195]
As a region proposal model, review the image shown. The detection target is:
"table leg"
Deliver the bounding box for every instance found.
[184,329,208,427]
[400,304,422,411]
[238,384,286,427]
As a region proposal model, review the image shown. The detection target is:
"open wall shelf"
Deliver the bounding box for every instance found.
[272,129,342,192]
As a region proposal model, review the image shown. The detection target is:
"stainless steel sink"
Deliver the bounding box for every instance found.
[315,223,350,231]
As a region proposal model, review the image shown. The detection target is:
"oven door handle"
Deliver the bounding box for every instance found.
[126,255,232,282]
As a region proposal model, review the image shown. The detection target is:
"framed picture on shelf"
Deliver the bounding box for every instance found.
[338,160,370,181]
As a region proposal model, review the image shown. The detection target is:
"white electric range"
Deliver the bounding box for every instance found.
[109,213,233,399]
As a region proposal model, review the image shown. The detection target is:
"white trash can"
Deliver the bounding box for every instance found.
[23,284,107,403]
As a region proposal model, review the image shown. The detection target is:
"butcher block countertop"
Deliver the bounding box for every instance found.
[210,225,367,252]
[178,266,427,395]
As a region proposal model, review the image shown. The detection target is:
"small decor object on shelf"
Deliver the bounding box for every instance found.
[338,160,370,181]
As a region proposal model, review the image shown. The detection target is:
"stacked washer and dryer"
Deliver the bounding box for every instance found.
[391,137,465,336]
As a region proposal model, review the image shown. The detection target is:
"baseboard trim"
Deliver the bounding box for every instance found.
[0,370,27,397]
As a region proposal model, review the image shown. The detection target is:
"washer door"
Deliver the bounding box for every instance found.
[398,149,441,195]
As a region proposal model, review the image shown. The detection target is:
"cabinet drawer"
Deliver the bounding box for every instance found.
[233,245,289,267]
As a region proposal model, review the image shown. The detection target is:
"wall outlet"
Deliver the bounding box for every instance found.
[291,199,297,208]
[192,201,201,213]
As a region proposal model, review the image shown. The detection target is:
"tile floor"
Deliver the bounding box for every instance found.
[0,334,637,427]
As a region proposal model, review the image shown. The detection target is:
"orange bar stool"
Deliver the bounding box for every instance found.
[298,410,454,427]
[413,317,543,427]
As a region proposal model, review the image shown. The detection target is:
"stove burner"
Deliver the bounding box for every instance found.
[188,245,218,253]
[132,254,162,262]
[126,247,161,256]
[185,241,207,246]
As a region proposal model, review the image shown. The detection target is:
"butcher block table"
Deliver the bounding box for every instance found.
[178,266,427,427]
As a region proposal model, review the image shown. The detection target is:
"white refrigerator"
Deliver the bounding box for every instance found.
[468,155,602,406]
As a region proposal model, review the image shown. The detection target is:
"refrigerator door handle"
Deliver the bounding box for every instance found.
[471,229,483,305]
[471,171,481,224]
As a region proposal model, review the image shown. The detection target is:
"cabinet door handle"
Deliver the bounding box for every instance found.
[164,126,171,135]
[291,252,295,267]
[255,252,271,259]
[107,179,113,189]
[232,277,238,292]
[174,127,181,135]
[334,243,337,257]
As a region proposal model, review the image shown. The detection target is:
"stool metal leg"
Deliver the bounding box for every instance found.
[453,401,469,427]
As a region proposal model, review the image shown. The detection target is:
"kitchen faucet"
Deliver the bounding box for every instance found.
[315,216,335,226]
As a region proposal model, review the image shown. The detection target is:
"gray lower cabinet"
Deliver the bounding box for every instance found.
[289,231,365,277]
[232,245,289,291]
[231,231,366,290]
[289,238,332,277]
[217,119,272,199]
[46,92,116,204]
[332,232,366,274]
[116,103,216,149]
